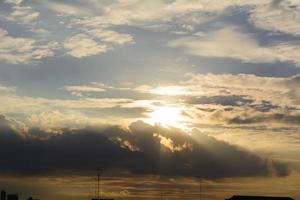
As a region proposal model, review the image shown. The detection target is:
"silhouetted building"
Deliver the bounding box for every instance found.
[27,197,39,200]
[226,195,294,200]
[1,190,6,200]
[91,199,114,200]
[7,194,18,200]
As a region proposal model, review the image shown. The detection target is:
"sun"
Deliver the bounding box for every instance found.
[146,106,187,128]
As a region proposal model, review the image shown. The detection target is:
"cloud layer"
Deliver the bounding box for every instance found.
[1,0,300,65]
[0,28,56,64]
[0,115,290,178]
[168,26,300,66]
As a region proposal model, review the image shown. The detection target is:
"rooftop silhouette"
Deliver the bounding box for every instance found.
[226,195,295,200]
[1,190,38,200]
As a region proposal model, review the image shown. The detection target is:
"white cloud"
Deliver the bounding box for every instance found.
[134,73,300,108]
[5,0,23,5]
[29,28,51,37]
[26,110,91,130]
[5,0,39,24]
[0,72,299,130]
[0,28,57,64]
[250,0,300,36]
[144,73,300,128]
[78,0,264,29]
[5,0,299,64]
[63,82,107,97]
[8,5,39,24]
[0,90,137,127]
[64,28,134,58]
[167,26,300,66]
[64,34,107,58]
[185,73,300,102]
[43,1,90,16]
[0,84,15,94]
[87,29,134,46]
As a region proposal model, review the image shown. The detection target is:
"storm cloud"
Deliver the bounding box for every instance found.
[0,115,290,179]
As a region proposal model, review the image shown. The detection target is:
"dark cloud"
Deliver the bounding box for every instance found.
[0,115,290,179]
[270,0,284,8]
[188,96,280,113]
[197,108,217,112]
[285,76,300,105]
[187,95,254,106]
[249,100,279,112]
[185,90,294,116]
[228,113,300,125]
[290,74,300,84]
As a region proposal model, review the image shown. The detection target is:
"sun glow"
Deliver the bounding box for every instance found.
[147,106,187,128]
[150,86,189,96]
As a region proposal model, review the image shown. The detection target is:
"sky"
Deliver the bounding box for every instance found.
[0,0,300,199]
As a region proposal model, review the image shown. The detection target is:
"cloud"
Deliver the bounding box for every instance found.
[0,73,299,130]
[134,85,192,96]
[5,0,23,5]
[168,26,300,66]
[134,73,300,106]
[128,73,300,129]
[0,83,141,128]
[185,73,300,126]
[63,82,107,97]
[0,115,290,178]
[77,0,264,29]
[86,29,134,46]
[0,84,15,94]
[63,28,134,58]
[1,73,299,129]
[63,26,135,58]
[5,0,39,24]
[0,28,57,64]
[8,5,39,24]
[77,107,149,119]
[187,95,254,106]
[64,34,107,58]
[42,1,90,16]
[0,95,139,129]
[3,0,300,64]
[249,100,280,112]
[184,73,300,106]
[227,112,300,125]
[0,94,134,111]
[26,110,92,132]
[250,0,300,36]
[62,82,132,97]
